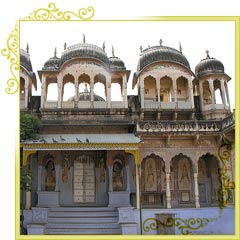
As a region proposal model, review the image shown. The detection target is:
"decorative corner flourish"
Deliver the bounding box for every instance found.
[1,2,95,95]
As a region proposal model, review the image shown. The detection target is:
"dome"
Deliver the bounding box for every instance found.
[109,56,126,70]
[60,43,109,67]
[20,49,33,72]
[43,56,60,70]
[137,45,190,71]
[195,52,225,77]
[68,92,105,101]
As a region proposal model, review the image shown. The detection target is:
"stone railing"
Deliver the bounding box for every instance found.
[137,114,234,133]
[44,101,58,109]
[62,101,74,108]
[144,101,192,109]
[111,101,125,108]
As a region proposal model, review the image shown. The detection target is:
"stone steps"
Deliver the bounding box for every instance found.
[45,207,121,235]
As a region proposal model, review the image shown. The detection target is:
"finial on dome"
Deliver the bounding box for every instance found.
[140,46,143,53]
[83,34,86,43]
[206,50,210,58]
[64,42,67,50]
[159,39,163,46]
[103,41,105,52]
[54,47,57,57]
[179,42,182,53]
[112,46,115,57]
[26,43,29,53]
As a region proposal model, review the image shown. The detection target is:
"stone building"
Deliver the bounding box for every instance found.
[20,38,235,235]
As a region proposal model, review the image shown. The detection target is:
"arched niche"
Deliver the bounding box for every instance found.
[44,157,56,191]
[144,76,157,101]
[202,81,212,105]
[160,76,173,102]
[112,157,125,191]
[20,77,25,100]
[176,76,189,101]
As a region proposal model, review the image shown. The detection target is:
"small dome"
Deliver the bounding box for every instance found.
[195,52,225,77]
[68,92,105,101]
[43,56,60,70]
[137,45,190,71]
[60,43,109,67]
[109,56,126,70]
[20,49,33,72]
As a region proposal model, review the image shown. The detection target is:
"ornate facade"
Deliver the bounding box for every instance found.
[20,38,235,235]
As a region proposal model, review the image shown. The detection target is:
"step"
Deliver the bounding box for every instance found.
[46,222,121,229]
[48,211,118,218]
[45,228,122,235]
[49,207,116,212]
[47,216,118,223]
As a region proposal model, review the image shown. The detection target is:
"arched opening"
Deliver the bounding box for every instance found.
[176,77,189,101]
[160,76,173,102]
[46,83,58,101]
[144,76,157,101]
[112,157,125,191]
[214,79,223,104]
[171,154,194,207]
[78,73,90,95]
[224,81,230,107]
[20,77,25,101]
[198,153,221,206]
[44,157,56,191]
[141,154,165,207]
[62,74,75,101]
[94,74,107,100]
[202,81,212,105]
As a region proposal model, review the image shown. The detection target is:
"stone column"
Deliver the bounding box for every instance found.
[106,76,111,108]
[40,75,46,108]
[125,163,131,191]
[156,78,160,102]
[208,79,215,104]
[37,165,42,191]
[194,172,200,208]
[25,191,31,210]
[135,163,140,209]
[24,77,29,108]
[220,80,227,108]
[199,81,204,110]
[123,74,128,108]
[57,76,62,108]
[166,172,171,209]
[90,79,94,108]
[108,165,113,192]
[55,165,60,191]
[173,79,177,103]
[188,78,194,108]
[225,83,231,110]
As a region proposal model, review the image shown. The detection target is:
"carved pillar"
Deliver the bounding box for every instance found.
[57,76,62,108]
[123,74,128,108]
[220,80,227,108]
[55,165,60,191]
[225,83,231,110]
[24,77,29,108]
[208,79,215,104]
[37,165,42,191]
[173,79,177,103]
[188,79,194,108]
[194,172,200,208]
[90,79,94,107]
[41,75,46,108]
[166,172,171,209]
[156,78,160,103]
[106,76,111,108]
[199,81,204,110]
[108,165,113,191]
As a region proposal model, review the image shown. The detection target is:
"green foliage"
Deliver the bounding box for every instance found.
[20,113,42,141]
[20,167,32,192]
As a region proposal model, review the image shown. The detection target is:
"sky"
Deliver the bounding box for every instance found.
[20,20,235,107]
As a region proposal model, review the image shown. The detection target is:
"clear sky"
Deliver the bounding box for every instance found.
[20,20,235,108]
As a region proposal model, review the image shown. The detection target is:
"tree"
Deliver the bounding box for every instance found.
[20,113,42,141]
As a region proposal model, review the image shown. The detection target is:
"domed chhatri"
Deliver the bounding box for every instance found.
[20,48,33,72]
[43,48,60,70]
[137,41,190,71]
[109,46,126,70]
[60,42,110,67]
[195,50,225,77]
